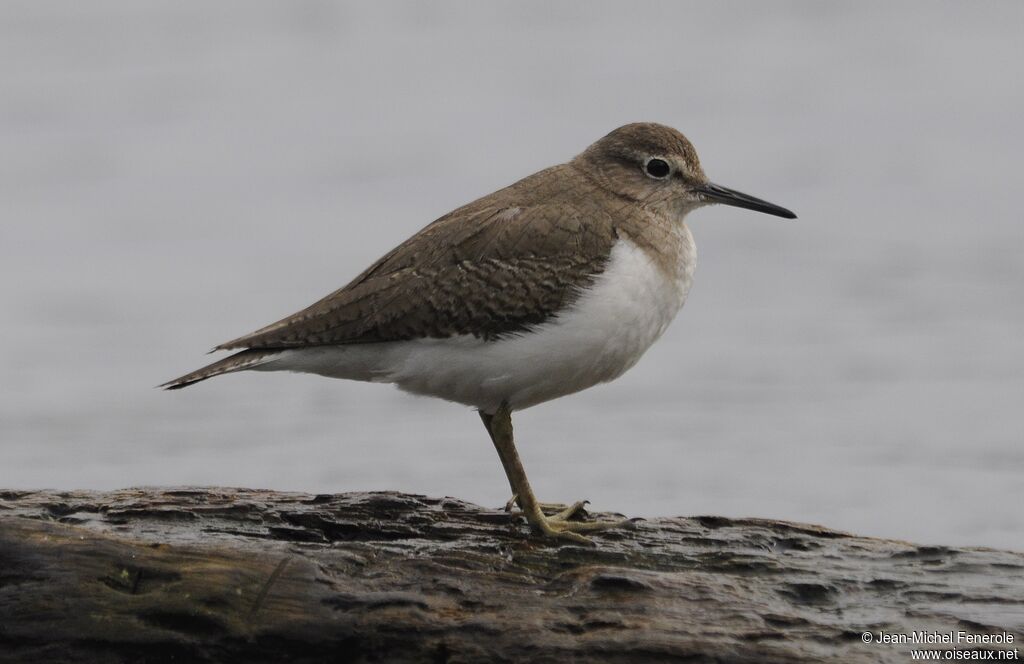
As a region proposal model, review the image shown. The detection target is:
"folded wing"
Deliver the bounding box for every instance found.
[216,199,617,351]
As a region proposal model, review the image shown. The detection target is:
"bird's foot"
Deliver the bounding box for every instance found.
[504,494,635,545]
[532,512,636,546]
[504,494,589,520]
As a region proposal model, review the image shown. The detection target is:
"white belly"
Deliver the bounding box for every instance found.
[265,232,696,412]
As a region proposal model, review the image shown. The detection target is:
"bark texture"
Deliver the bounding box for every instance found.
[1,488,1022,663]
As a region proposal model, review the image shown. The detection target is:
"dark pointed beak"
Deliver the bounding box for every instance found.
[697,182,797,219]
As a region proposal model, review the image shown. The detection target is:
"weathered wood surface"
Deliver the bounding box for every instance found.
[1,488,1022,663]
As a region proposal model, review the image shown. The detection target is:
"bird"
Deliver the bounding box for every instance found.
[162,122,796,544]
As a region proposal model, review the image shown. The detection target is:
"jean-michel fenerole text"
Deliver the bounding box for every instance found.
[869,630,1015,646]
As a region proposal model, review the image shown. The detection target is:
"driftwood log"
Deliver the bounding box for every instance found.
[1,488,1022,663]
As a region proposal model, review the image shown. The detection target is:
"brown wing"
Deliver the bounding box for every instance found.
[216,169,618,350]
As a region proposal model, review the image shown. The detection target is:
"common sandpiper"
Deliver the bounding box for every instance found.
[163,122,797,544]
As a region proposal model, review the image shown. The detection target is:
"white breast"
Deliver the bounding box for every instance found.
[266,228,696,412]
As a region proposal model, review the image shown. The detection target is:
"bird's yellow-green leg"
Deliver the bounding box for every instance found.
[479,403,631,545]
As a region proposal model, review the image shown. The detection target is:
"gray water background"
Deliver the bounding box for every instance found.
[2,2,1022,550]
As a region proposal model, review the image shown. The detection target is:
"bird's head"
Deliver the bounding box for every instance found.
[572,122,796,220]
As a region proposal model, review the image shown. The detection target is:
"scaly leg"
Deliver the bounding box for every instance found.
[479,403,631,545]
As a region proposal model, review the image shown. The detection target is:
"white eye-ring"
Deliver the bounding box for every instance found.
[643,157,671,179]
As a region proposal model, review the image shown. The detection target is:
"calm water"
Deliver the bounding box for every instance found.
[2,2,1022,550]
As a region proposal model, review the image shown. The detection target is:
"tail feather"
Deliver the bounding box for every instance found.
[160,349,279,390]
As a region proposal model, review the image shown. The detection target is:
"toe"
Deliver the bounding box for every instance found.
[549,517,632,534]
[541,522,594,546]
[503,494,519,512]
[551,500,589,521]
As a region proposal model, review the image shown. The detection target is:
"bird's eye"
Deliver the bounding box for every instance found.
[644,158,671,179]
